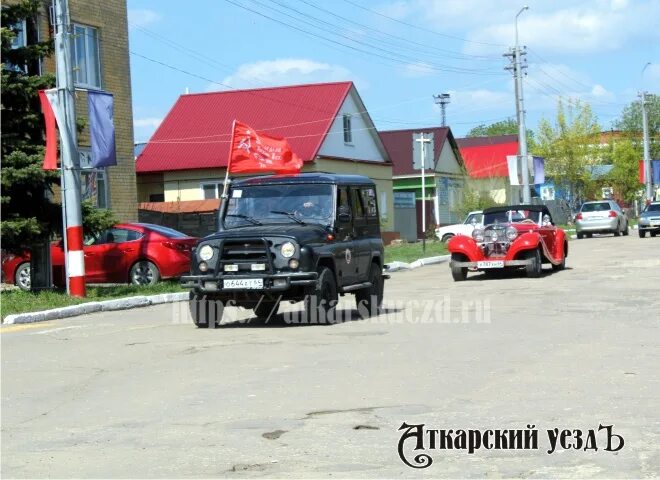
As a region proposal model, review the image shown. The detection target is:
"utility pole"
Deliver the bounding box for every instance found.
[54,0,86,297]
[640,91,653,201]
[433,93,451,127]
[415,133,432,253]
[507,6,530,203]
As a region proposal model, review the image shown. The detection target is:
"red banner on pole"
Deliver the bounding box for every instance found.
[38,90,58,170]
[228,120,302,174]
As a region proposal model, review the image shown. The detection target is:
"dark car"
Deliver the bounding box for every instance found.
[638,201,660,238]
[1,223,197,290]
[181,173,387,327]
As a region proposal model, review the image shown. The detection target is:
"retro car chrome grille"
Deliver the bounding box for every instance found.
[220,239,273,274]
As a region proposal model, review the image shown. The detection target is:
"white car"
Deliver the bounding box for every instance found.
[435,210,483,242]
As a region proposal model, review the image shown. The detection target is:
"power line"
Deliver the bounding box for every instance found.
[340,0,506,47]
[222,0,505,76]
[290,0,499,62]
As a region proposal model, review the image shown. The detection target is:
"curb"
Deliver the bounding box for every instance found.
[2,292,189,325]
[385,254,450,273]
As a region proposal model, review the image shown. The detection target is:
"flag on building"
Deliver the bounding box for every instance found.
[88,91,117,168]
[228,120,302,174]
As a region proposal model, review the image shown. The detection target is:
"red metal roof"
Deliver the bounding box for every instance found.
[379,127,454,176]
[456,134,518,178]
[136,82,353,173]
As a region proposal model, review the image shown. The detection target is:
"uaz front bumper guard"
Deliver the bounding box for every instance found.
[180,271,319,293]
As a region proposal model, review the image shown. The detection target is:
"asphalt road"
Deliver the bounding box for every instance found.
[2,234,659,478]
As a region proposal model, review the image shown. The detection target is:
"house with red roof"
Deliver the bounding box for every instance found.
[379,127,465,240]
[136,81,395,231]
[456,134,520,203]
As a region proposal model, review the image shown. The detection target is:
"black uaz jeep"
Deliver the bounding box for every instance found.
[181,173,387,327]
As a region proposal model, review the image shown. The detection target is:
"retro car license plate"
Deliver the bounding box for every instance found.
[477,260,504,269]
[223,278,263,289]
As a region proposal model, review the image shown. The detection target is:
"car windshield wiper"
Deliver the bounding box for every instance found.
[225,214,262,225]
[270,210,306,225]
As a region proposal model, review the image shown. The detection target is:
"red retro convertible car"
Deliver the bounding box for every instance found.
[447,205,567,281]
[1,223,197,290]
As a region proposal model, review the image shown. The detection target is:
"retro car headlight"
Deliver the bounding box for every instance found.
[505,226,518,241]
[198,245,214,261]
[472,228,484,242]
[280,241,296,258]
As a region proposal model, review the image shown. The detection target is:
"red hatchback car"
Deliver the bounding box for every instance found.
[1,223,197,290]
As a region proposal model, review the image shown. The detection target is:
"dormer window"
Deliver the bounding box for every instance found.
[343,114,353,144]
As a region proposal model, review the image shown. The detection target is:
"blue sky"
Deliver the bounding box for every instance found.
[127,0,660,143]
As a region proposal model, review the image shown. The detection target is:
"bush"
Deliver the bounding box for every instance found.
[454,188,501,219]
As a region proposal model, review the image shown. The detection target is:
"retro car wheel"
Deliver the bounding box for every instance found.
[14,262,31,291]
[577,232,584,239]
[622,222,629,236]
[304,267,338,323]
[441,233,454,243]
[639,230,646,238]
[355,265,384,318]
[525,249,542,278]
[551,253,566,271]
[614,225,621,237]
[190,292,224,328]
[129,260,160,285]
[253,300,279,320]
[450,254,468,282]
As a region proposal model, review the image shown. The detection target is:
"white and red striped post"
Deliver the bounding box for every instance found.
[54,0,86,297]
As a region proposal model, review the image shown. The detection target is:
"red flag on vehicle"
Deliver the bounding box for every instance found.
[228,120,302,174]
[38,89,58,170]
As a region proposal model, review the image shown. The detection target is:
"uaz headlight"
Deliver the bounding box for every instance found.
[280,241,296,258]
[198,244,214,261]
[472,228,484,242]
[505,226,518,241]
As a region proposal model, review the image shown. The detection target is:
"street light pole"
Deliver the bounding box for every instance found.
[515,5,530,203]
[54,0,86,297]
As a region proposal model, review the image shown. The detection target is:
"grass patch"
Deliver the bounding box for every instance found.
[1,280,184,320]
[385,241,448,264]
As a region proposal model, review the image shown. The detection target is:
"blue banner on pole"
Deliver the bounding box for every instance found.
[653,160,660,185]
[88,91,117,168]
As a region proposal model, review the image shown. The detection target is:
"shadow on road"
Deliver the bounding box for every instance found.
[217,306,403,329]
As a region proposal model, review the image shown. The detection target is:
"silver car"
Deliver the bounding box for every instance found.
[575,200,628,238]
[638,201,660,238]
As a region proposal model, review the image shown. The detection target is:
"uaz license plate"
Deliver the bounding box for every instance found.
[477,260,504,269]
[223,278,263,289]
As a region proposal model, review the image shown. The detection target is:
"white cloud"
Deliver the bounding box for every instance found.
[133,117,163,129]
[209,58,356,91]
[462,0,660,54]
[128,9,162,28]
[401,62,436,78]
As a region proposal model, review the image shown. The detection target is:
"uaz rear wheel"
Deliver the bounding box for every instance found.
[356,264,384,318]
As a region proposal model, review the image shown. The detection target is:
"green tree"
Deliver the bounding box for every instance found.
[613,94,660,158]
[1,0,59,250]
[1,0,115,252]
[466,117,538,152]
[606,140,643,204]
[537,98,601,204]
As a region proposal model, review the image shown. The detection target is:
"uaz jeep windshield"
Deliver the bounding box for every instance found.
[224,184,333,228]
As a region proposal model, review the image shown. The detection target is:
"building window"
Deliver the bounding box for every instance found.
[72,24,101,88]
[200,182,223,199]
[81,168,109,209]
[6,20,27,72]
[343,114,352,144]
